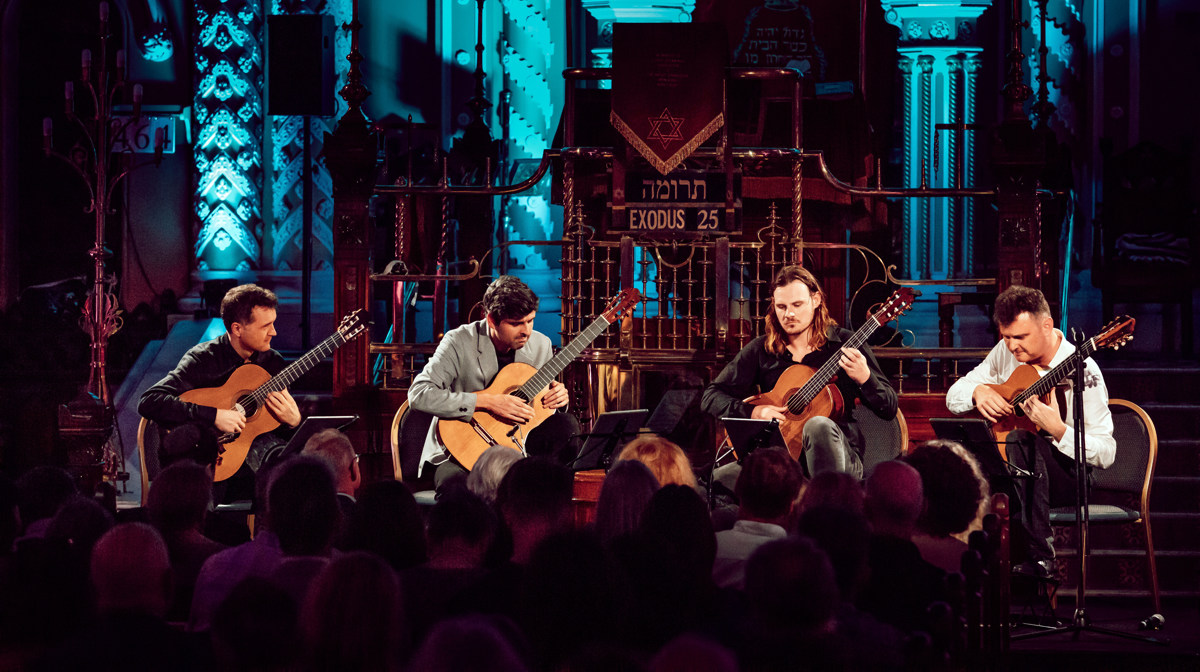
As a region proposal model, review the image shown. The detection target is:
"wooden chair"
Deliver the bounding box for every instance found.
[136,417,164,507]
[1048,398,1161,619]
[390,399,437,506]
[859,407,910,478]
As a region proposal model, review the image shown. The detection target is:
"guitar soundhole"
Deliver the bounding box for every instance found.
[235,397,257,418]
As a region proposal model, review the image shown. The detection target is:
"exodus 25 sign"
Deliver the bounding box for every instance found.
[615,170,740,236]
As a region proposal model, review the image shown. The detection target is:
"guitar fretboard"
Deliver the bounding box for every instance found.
[517,314,612,400]
[1011,337,1095,406]
[785,316,882,414]
[248,329,354,408]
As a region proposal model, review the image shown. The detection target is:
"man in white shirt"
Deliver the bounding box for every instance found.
[946,286,1115,579]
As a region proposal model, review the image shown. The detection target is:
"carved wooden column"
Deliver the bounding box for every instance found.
[325,5,377,398]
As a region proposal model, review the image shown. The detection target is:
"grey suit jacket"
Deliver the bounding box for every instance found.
[408,319,554,473]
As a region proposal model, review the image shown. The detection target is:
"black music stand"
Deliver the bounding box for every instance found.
[1012,329,1166,645]
[929,417,1035,481]
[722,418,788,463]
[276,415,359,461]
[571,409,650,471]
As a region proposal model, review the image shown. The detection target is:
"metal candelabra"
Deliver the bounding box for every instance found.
[43,1,163,490]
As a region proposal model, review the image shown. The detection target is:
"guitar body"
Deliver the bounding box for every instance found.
[180,364,281,482]
[746,364,845,461]
[437,362,557,471]
[975,363,1049,444]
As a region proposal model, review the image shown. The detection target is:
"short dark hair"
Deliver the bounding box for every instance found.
[735,447,804,520]
[482,275,539,322]
[221,284,278,332]
[147,461,213,534]
[903,440,987,537]
[993,285,1050,327]
[268,456,339,556]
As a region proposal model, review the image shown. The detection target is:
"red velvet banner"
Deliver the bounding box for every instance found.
[610,23,727,175]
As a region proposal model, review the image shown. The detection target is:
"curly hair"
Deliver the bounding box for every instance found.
[993,285,1050,327]
[616,434,697,489]
[482,275,539,322]
[903,439,989,537]
[764,265,837,356]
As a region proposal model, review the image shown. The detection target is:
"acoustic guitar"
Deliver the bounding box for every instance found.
[181,309,369,482]
[966,315,1135,443]
[743,287,917,461]
[438,288,641,471]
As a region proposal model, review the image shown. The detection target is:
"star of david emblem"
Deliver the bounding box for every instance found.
[647,108,685,149]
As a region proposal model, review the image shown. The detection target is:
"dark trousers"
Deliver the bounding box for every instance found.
[433,412,581,490]
[1005,428,1089,563]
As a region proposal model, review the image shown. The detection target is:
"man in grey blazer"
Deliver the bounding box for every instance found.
[409,275,578,488]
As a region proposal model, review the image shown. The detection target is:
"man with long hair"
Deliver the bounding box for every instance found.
[946,285,1115,579]
[703,265,897,479]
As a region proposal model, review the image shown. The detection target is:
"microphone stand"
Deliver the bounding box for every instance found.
[1014,329,1166,645]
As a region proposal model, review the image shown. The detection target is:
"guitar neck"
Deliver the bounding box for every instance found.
[252,331,352,403]
[787,319,881,412]
[517,314,612,399]
[1013,337,1095,405]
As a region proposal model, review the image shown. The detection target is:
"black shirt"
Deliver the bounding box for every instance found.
[137,333,288,428]
[700,327,897,460]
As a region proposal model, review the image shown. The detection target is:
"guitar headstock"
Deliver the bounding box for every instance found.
[601,288,643,323]
[337,309,370,340]
[871,287,920,326]
[1093,315,1135,351]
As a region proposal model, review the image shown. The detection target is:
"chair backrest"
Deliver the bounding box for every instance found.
[1093,399,1157,503]
[858,407,909,478]
[136,417,164,507]
[390,399,435,482]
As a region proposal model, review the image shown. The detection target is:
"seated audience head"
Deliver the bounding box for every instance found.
[300,551,404,672]
[467,445,523,504]
[744,535,838,634]
[650,634,739,672]
[796,506,872,601]
[268,456,340,557]
[211,577,300,672]
[496,457,574,563]
[408,614,529,672]
[904,439,989,538]
[616,434,697,489]
[796,470,864,516]
[641,484,717,585]
[593,458,659,545]
[90,522,173,617]
[46,494,114,556]
[302,428,360,496]
[735,447,804,524]
[16,465,77,531]
[343,479,427,570]
[864,459,924,538]
[425,481,497,569]
[146,460,212,536]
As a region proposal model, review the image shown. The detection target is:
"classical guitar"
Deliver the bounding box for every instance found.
[438,288,642,471]
[743,287,918,461]
[967,315,1135,443]
[181,309,369,482]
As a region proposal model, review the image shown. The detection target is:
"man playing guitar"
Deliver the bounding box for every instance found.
[946,285,1115,579]
[702,265,898,479]
[408,275,579,489]
[138,284,302,493]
